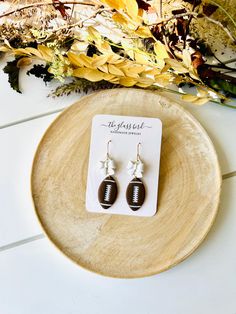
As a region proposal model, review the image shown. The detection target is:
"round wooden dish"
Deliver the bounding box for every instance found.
[31,89,221,278]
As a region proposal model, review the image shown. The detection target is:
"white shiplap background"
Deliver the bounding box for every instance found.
[1,57,236,314]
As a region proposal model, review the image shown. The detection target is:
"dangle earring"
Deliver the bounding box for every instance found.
[126,143,146,211]
[98,140,118,209]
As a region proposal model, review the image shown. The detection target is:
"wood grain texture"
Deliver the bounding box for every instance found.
[31,89,221,278]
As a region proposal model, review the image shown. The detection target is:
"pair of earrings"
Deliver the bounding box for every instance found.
[98,140,146,211]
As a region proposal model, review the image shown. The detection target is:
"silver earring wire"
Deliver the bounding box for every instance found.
[137,142,141,161]
[107,140,111,159]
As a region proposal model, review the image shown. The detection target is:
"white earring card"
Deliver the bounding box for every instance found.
[86,114,162,217]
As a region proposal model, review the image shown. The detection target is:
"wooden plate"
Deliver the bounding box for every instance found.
[31,89,221,278]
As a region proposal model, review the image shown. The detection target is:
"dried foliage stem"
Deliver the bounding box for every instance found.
[148,12,199,26]
[203,15,236,42]
[154,87,235,109]
[159,0,162,18]
[53,8,111,32]
[160,88,236,109]
[70,3,75,19]
[183,0,198,49]
[224,58,236,64]
[209,0,236,28]
[0,1,96,19]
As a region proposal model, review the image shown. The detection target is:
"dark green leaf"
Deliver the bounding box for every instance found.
[3,59,21,93]
[209,79,236,97]
[183,0,201,5]
[86,44,98,57]
[203,4,218,16]
[136,0,151,11]
[199,66,236,97]
[27,64,54,83]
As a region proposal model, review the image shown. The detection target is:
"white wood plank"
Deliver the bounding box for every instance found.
[0,114,58,246]
[183,101,236,174]
[0,58,81,127]
[163,88,236,174]
[0,177,235,314]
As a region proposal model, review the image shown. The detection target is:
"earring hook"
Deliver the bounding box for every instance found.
[107,140,111,158]
[137,142,141,161]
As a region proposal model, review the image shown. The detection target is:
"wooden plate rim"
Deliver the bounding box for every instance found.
[30,88,222,278]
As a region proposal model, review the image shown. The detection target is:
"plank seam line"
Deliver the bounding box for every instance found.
[222,171,236,180]
[0,234,45,252]
[0,108,65,129]
[0,174,235,252]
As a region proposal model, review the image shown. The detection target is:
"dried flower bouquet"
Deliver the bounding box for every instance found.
[0,0,235,108]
